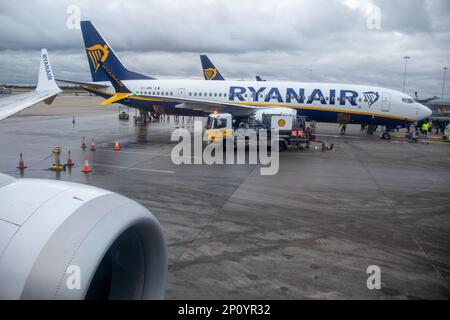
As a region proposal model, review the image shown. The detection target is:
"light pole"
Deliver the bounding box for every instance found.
[442,66,448,98]
[402,56,411,93]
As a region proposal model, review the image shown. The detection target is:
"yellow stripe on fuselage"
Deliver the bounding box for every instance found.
[226,101,412,121]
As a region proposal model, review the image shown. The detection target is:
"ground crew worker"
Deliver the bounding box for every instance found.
[421,122,430,137]
[340,124,347,135]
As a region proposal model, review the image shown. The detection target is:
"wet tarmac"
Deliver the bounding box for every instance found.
[1,96,450,299]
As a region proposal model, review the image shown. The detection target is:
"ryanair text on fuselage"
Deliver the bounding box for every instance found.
[229,86,380,107]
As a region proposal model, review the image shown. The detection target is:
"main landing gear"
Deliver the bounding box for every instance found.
[381,129,391,140]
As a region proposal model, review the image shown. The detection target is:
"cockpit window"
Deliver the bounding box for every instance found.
[402,98,415,104]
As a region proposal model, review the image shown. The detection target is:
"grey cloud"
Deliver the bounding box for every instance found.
[0,0,448,97]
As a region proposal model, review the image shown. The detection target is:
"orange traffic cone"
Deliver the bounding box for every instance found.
[17,153,27,170]
[90,139,96,151]
[81,153,92,173]
[66,150,74,167]
[81,136,87,149]
[113,140,120,151]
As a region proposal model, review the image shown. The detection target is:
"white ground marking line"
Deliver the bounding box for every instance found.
[92,163,174,174]
[315,134,366,139]
[10,142,204,159]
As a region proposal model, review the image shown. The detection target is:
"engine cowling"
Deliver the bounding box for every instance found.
[0,173,167,300]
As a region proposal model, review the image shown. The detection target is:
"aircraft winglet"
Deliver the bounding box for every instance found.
[36,49,61,92]
[0,49,61,121]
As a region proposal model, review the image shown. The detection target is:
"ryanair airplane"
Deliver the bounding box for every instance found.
[62,21,431,132]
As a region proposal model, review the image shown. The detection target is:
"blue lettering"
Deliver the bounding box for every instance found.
[340,90,358,106]
[265,87,283,103]
[307,89,327,104]
[329,89,336,105]
[229,86,246,101]
[286,88,305,103]
[248,87,266,102]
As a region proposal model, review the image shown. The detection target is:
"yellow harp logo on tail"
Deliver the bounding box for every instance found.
[203,68,218,80]
[86,44,110,73]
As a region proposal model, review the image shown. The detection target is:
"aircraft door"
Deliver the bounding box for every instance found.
[381,93,391,112]
[178,88,186,98]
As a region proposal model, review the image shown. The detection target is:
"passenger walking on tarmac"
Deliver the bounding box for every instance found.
[340,124,347,135]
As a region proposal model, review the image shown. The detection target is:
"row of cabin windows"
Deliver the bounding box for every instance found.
[137,91,174,96]
[189,92,227,97]
[135,90,368,104]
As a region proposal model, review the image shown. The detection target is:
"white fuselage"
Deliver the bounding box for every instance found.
[93,79,432,125]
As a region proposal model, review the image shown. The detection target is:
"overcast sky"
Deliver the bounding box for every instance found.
[0,0,449,97]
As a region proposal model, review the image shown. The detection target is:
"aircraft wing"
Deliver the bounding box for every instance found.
[153,96,264,117]
[55,78,109,89]
[0,49,61,121]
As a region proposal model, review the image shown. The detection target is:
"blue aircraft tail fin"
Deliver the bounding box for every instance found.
[200,55,225,80]
[80,21,154,82]
[256,75,266,82]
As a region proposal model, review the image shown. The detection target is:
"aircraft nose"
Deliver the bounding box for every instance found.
[416,103,432,120]
[422,104,432,119]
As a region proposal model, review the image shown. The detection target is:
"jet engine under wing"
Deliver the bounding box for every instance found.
[0,49,62,121]
[0,173,167,300]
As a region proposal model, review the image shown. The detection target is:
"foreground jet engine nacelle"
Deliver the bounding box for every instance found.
[0,174,167,299]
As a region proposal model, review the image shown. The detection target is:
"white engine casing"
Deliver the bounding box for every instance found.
[0,173,167,300]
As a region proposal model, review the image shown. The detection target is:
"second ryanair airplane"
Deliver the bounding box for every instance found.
[62,21,431,134]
